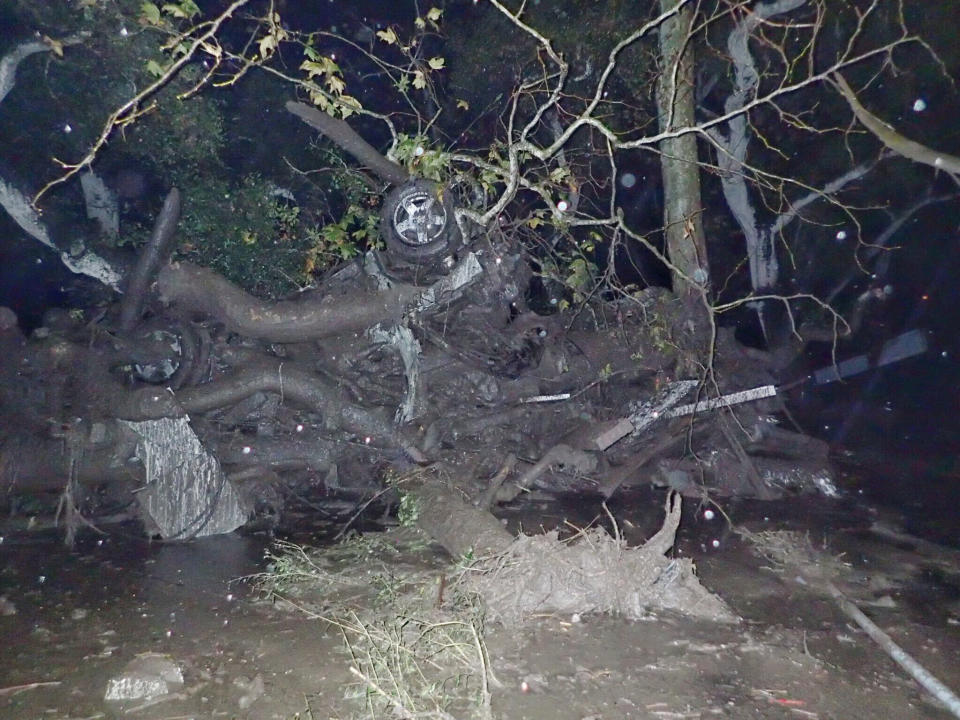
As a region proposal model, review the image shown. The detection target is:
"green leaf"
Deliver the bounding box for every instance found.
[300,60,324,78]
[258,33,278,58]
[566,257,598,291]
[308,88,329,110]
[412,71,426,90]
[140,2,161,25]
[376,27,398,45]
[427,7,443,22]
[427,56,445,70]
[161,3,188,18]
[145,59,165,77]
[325,74,346,95]
[300,56,340,79]
[180,0,201,17]
[337,95,361,118]
[162,0,200,18]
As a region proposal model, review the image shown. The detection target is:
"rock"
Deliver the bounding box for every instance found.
[0,595,16,615]
[104,653,183,702]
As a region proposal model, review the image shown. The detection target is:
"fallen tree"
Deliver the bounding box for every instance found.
[2,0,950,548]
[0,217,835,540]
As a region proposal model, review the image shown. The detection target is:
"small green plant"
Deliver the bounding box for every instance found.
[369,570,403,605]
[648,315,675,355]
[250,540,329,598]
[338,609,494,720]
[170,174,315,296]
[397,493,421,528]
[393,134,452,182]
[303,203,380,274]
[456,548,475,568]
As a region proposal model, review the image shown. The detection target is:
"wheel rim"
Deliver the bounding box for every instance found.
[392,191,448,246]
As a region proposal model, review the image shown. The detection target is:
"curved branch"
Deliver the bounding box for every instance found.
[707,0,807,293]
[119,188,182,332]
[832,72,960,176]
[33,0,252,204]
[285,101,409,185]
[156,261,420,343]
[114,366,402,449]
[0,33,89,105]
[0,174,124,290]
[0,33,123,290]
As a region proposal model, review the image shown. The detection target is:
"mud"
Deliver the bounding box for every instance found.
[1,492,959,719]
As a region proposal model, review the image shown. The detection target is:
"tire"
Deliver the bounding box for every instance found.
[380,179,460,263]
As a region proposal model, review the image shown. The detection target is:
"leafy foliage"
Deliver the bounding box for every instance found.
[303,203,380,274]
[300,50,361,119]
[120,86,226,183]
[174,174,314,297]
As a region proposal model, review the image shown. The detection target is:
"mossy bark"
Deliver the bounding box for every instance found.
[656,0,709,303]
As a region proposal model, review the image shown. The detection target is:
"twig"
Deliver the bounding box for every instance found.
[832,73,960,176]
[33,0,252,205]
[348,665,457,720]
[0,681,61,696]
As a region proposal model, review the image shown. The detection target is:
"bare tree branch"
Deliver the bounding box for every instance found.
[832,72,960,177]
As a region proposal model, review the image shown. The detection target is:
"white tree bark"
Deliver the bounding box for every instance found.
[0,35,123,292]
[708,0,806,295]
[0,173,123,292]
[708,0,876,342]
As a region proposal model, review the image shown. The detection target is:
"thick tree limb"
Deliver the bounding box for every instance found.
[115,365,395,442]
[119,188,182,331]
[0,34,124,291]
[0,174,124,290]
[407,472,514,559]
[156,261,420,343]
[286,101,410,185]
[0,423,143,495]
[210,434,336,472]
[656,0,709,299]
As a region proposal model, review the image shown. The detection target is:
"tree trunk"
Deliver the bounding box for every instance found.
[656,0,709,304]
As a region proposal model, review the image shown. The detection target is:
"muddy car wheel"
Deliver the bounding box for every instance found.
[381,180,460,262]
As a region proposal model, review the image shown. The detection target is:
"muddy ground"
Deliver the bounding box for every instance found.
[2,488,959,720]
